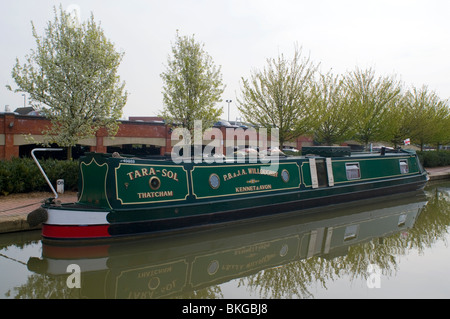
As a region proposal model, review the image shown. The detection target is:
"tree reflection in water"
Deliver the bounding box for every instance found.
[4,183,450,299]
[240,183,450,298]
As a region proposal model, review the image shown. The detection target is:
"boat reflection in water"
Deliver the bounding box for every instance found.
[27,191,431,299]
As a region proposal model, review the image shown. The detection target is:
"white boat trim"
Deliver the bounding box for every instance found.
[46,208,109,225]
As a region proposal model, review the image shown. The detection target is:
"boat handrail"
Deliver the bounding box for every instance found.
[31,148,63,199]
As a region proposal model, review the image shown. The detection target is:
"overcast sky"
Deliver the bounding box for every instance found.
[2,0,450,121]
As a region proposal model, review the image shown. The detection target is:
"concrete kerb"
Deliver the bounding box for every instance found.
[0,192,77,235]
[427,166,450,181]
[0,215,42,234]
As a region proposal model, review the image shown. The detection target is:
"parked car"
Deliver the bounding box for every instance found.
[282,147,299,153]
[213,120,239,128]
[259,147,286,157]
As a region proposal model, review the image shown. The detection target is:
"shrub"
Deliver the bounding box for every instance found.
[0,158,78,196]
[417,150,450,168]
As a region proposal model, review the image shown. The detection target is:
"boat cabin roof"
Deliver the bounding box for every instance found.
[94,146,415,164]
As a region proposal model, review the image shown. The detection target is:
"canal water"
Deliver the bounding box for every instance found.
[1,181,449,299]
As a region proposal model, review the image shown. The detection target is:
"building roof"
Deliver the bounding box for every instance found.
[14,107,36,115]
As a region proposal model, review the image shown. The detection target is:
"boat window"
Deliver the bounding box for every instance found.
[149,176,161,190]
[398,214,407,227]
[209,174,220,189]
[399,160,409,174]
[344,224,359,241]
[345,162,361,180]
[316,160,329,187]
[281,169,290,183]
[207,260,219,275]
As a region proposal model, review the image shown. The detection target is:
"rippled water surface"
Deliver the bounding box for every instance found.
[1,181,449,299]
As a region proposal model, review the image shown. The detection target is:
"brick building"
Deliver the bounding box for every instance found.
[1,110,312,160]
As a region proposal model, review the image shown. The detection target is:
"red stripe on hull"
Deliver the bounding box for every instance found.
[42,224,110,239]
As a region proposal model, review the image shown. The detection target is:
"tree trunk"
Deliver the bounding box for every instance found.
[66,147,72,160]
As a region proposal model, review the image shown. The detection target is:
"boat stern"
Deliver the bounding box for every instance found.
[41,204,111,241]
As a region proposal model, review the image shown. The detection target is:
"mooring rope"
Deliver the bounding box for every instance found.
[0,201,42,213]
[0,252,27,266]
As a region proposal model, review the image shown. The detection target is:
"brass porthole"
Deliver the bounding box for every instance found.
[148,277,160,290]
[281,169,290,183]
[279,244,289,257]
[207,260,219,275]
[209,173,220,189]
[149,176,161,190]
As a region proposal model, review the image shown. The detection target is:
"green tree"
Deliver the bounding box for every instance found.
[344,67,402,147]
[160,31,224,135]
[442,115,450,147]
[7,6,127,159]
[313,72,355,145]
[388,96,411,148]
[404,86,450,151]
[237,46,319,147]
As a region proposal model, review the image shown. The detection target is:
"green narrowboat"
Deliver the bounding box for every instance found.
[29,146,429,242]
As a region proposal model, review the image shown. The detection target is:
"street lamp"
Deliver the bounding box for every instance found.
[226,99,232,122]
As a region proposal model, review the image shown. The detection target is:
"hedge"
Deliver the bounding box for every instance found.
[417,150,450,168]
[0,158,78,196]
